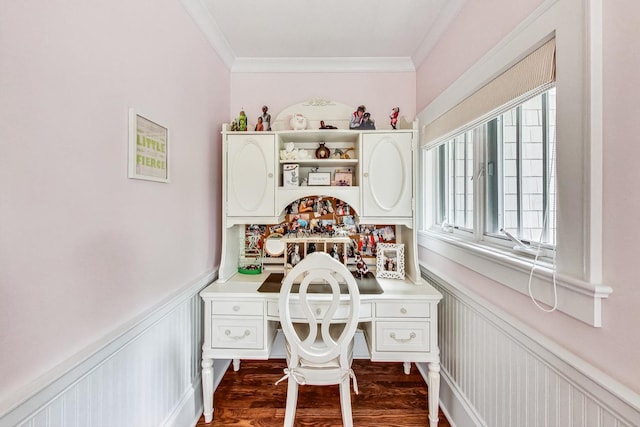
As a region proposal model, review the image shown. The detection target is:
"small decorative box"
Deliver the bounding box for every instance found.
[283,164,300,187]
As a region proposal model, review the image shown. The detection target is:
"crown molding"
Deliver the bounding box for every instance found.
[180,0,235,70]
[231,56,416,73]
[412,0,468,68]
[180,0,415,74]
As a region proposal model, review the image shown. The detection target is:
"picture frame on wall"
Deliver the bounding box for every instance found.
[128,108,169,183]
[376,243,405,279]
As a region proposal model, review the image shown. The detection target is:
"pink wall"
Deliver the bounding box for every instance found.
[416,0,640,394]
[601,0,640,392]
[231,72,416,129]
[416,0,543,111]
[0,0,229,405]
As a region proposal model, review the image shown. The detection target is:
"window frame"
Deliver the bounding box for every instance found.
[435,131,476,233]
[483,88,557,251]
[430,88,557,261]
[416,0,609,326]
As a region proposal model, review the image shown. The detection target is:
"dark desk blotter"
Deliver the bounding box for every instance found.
[257,272,383,294]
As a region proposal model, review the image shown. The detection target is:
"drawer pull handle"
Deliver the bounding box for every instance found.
[233,305,240,312]
[390,332,416,343]
[400,307,408,314]
[225,329,250,340]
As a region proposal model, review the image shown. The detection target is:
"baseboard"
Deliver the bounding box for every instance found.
[166,360,231,427]
[416,362,485,427]
[163,374,202,427]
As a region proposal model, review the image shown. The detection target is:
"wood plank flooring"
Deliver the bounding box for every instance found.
[195,359,451,427]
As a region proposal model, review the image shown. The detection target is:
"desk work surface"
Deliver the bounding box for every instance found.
[201,270,442,301]
[256,272,383,294]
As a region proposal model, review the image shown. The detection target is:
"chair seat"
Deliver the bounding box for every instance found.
[285,324,354,369]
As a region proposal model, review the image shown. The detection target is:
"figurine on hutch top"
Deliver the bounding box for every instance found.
[389,107,400,129]
[349,105,366,129]
[255,116,264,131]
[319,120,337,130]
[237,110,248,131]
[260,105,271,131]
[360,112,376,130]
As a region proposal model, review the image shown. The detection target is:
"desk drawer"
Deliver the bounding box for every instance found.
[212,300,263,316]
[376,301,430,318]
[211,317,264,349]
[375,321,431,352]
[268,301,371,320]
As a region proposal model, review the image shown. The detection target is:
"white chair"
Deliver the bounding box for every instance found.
[276,252,361,427]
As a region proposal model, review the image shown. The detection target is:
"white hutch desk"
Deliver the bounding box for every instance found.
[202,99,442,426]
[200,272,442,427]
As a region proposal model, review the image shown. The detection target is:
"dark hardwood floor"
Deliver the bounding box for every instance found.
[196,359,451,427]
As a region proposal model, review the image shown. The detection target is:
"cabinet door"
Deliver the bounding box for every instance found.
[226,134,275,217]
[362,133,413,217]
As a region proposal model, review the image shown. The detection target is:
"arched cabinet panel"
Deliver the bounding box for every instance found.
[362,132,413,218]
[226,134,275,217]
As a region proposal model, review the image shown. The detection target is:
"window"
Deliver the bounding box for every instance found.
[436,131,474,231]
[418,6,608,325]
[432,88,556,252]
[486,88,556,247]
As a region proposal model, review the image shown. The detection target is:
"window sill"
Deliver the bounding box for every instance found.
[418,230,612,326]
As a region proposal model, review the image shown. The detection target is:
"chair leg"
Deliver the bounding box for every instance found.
[339,378,353,427]
[283,378,299,427]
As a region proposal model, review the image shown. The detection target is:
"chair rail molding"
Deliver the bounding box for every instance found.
[0,270,220,427]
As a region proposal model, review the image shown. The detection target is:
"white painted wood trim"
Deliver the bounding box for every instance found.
[411,0,468,68]
[0,270,216,427]
[419,266,640,427]
[416,362,485,427]
[180,0,235,69]
[181,0,463,73]
[586,0,604,285]
[161,379,202,427]
[231,56,415,73]
[271,97,355,131]
[418,231,612,326]
[178,6,416,74]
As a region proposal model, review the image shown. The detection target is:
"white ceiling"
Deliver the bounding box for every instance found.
[181,0,467,72]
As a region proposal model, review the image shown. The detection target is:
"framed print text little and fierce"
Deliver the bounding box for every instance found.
[128,108,169,183]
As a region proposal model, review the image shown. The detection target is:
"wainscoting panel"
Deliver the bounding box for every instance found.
[1,272,219,427]
[420,267,640,427]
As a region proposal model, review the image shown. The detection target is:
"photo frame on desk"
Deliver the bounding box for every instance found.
[264,234,285,257]
[376,243,405,279]
[128,108,169,183]
[308,172,331,186]
[334,170,352,186]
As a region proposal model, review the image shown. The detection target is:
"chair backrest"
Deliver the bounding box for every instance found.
[279,252,360,367]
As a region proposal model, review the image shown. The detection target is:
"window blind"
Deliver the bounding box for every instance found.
[422,37,556,148]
